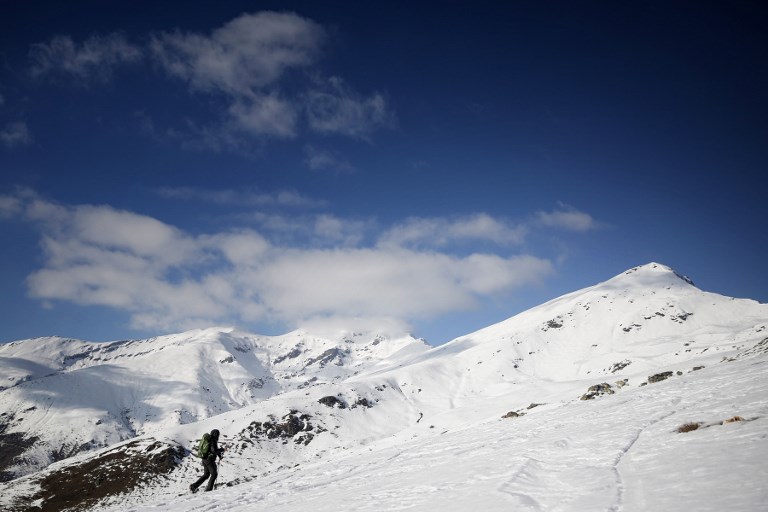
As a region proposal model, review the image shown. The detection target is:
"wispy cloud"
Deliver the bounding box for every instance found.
[26,12,394,149]
[1,121,33,148]
[155,186,327,209]
[226,95,299,138]
[29,33,142,83]
[378,214,527,249]
[150,12,325,140]
[305,76,393,138]
[229,212,371,248]
[150,12,325,96]
[149,14,393,142]
[2,191,562,335]
[303,145,355,174]
[0,192,24,217]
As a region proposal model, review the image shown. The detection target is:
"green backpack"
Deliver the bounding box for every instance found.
[198,433,211,459]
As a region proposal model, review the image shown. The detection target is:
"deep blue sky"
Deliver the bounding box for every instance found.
[1,1,766,344]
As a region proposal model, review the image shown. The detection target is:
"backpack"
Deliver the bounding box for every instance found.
[198,433,211,459]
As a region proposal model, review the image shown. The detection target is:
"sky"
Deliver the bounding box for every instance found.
[0,1,766,345]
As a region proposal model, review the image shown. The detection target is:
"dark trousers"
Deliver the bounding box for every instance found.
[191,457,218,491]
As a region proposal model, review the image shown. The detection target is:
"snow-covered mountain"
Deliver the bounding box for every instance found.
[0,328,428,479]
[1,263,767,511]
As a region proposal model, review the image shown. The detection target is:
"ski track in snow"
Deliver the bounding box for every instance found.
[609,407,679,512]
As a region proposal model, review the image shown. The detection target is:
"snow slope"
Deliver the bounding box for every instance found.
[0,327,428,478]
[1,263,766,511]
[108,354,768,511]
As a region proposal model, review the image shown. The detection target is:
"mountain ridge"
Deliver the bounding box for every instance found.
[0,327,429,479]
[1,262,767,511]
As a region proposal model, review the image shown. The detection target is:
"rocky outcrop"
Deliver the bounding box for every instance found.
[318,395,348,409]
[647,371,674,384]
[3,439,184,512]
[240,411,315,446]
[610,360,632,373]
[0,412,39,482]
[580,383,614,400]
[352,397,373,409]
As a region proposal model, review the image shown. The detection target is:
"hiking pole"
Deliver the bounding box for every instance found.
[216,450,226,490]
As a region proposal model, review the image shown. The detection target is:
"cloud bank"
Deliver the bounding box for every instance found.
[0,190,598,336]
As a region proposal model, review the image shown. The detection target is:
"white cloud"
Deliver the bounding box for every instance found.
[70,205,198,263]
[457,254,549,294]
[29,33,141,83]
[313,215,368,246]
[204,230,270,266]
[246,248,543,320]
[150,11,324,139]
[298,315,412,340]
[5,192,559,335]
[378,214,527,249]
[151,12,325,96]
[1,121,33,148]
[305,76,393,138]
[536,206,601,232]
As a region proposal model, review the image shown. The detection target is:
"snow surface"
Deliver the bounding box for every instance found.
[1,263,767,511]
[0,327,427,477]
[105,356,768,511]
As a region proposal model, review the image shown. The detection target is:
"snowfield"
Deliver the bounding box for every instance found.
[111,356,768,512]
[1,263,767,511]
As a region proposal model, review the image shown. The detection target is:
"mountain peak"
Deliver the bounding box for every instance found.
[611,262,695,288]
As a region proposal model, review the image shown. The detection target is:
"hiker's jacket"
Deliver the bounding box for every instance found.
[207,435,224,461]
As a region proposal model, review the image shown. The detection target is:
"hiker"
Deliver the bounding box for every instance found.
[190,429,225,492]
